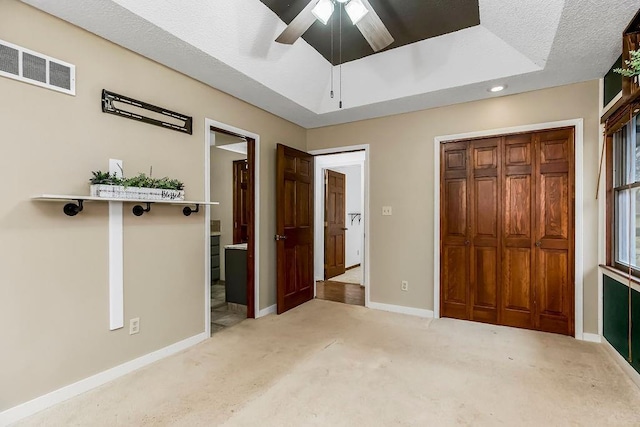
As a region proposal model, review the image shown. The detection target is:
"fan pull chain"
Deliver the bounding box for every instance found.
[339,3,343,109]
[330,10,334,99]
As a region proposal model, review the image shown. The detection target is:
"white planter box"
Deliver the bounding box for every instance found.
[90,185,184,201]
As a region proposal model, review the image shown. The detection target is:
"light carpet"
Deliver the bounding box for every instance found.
[16,300,640,426]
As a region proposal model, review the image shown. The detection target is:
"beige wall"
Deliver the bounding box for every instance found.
[0,1,305,410]
[0,0,603,414]
[308,81,600,334]
[210,145,246,280]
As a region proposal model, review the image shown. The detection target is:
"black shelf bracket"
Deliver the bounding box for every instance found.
[348,213,362,225]
[132,202,153,216]
[63,199,84,216]
[182,204,200,216]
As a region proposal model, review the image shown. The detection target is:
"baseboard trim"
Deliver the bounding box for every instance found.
[582,333,602,343]
[257,304,276,318]
[0,332,208,426]
[602,337,640,390]
[368,302,434,318]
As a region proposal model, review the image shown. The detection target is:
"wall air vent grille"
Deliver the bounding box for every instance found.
[50,61,72,90]
[0,39,75,95]
[0,44,19,75]
[22,52,46,83]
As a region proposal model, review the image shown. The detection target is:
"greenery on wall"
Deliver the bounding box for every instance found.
[90,170,184,190]
[614,50,640,78]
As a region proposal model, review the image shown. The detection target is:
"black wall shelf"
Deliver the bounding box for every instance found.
[32,194,218,217]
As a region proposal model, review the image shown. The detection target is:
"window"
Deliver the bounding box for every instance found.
[613,115,640,273]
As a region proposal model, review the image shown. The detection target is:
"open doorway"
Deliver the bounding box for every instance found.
[209,126,256,335]
[313,151,366,307]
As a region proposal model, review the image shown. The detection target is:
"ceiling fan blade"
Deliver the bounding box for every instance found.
[355,0,394,52]
[275,0,320,45]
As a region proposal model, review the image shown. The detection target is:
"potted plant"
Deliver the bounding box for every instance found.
[89,171,125,198]
[614,49,640,86]
[89,169,185,201]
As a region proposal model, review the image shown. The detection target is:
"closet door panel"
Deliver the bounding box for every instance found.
[441,141,470,320]
[470,139,500,323]
[535,129,574,336]
[501,134,535,329]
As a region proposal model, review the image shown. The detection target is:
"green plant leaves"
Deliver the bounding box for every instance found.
[89,170,184,190]
[614,50,640,77]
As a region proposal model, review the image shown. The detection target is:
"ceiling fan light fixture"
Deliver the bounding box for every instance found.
[312,0,335,25]
[345,0,368,25]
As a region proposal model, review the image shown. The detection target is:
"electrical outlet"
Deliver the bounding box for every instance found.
[129,317,140,335]
[382,206,393,216]
[401,281,409,291]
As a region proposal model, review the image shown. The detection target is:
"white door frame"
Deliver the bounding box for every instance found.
[204,118,261,337]
[310,145,371,307]
[433,119,585,340]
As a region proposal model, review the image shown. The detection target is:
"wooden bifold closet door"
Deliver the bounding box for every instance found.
[440,128,574,336]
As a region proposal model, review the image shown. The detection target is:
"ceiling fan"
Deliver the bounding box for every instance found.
[275,0,394,53]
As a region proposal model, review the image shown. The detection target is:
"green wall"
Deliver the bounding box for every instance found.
[604,56,623,108]
[603,275,640,373]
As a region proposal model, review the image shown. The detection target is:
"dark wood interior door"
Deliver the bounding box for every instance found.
[324,169,346,279]
[534,128,574,335]
[440,140,470,320]
[233,159,249,244]
[501,133,536,330]
[470,138,500,324]
[440,128,574,336]
[276,144,314,314]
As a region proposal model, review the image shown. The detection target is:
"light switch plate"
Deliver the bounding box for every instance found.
[382,206,392,216]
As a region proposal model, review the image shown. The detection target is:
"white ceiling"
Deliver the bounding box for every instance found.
[22,0,640,128]
[212,131,248,155]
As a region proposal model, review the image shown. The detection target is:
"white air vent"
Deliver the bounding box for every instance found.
[0,39,75,96]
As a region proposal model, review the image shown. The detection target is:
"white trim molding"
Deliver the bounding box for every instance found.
[602,337,640,390]
[433,119,586,340]
[600,267,640,295]
[258,304,277,318]
[602,91,623,118]
[204,119,261,329]
[0,333,208,426]
[582,333,602,343]
[598,78,606,338]
[108,159,124,331]
[369,302,434,318]
[309,145,371,308]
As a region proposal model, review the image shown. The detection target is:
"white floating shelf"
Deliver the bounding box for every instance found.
[33,194,219,217]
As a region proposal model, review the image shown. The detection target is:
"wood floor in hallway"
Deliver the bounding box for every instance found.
[316,280,365,306]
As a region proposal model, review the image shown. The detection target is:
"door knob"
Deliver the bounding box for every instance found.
[274,234,287,241]
[465,240,470,246]
[342,227,348,231]
[535,241,542,247]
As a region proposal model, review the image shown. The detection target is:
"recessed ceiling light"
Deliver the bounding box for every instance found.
[489,85,506,93]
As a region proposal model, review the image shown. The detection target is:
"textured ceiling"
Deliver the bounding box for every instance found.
[259,0,480,64]
[20,0,640,128]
